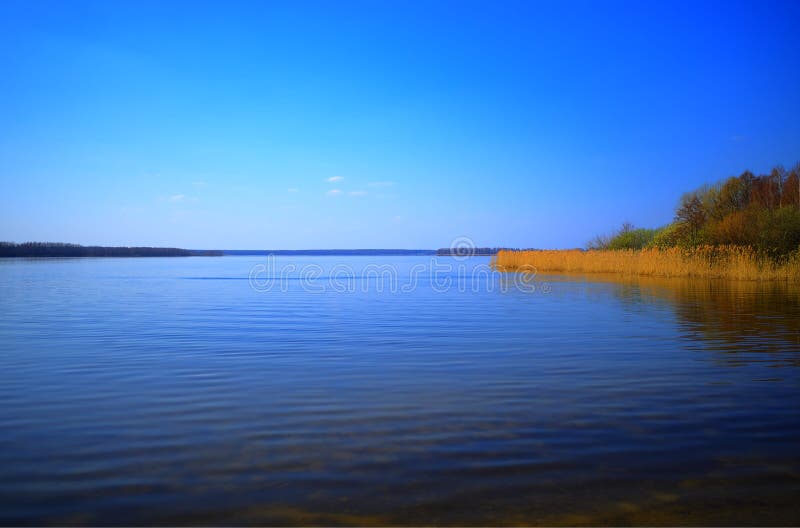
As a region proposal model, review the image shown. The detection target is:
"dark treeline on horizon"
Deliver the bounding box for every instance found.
[240,249,512,256]
[591,163,800,257]
[1,244,524,258]
[436,248,509,256]
[0,242,222,258]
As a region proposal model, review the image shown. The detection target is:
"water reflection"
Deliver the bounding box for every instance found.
[1,258,799,526]
[541,274,800,365]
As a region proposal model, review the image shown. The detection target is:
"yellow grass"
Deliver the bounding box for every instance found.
[493,246,800,281]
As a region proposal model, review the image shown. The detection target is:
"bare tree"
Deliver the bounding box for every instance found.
[675,195,706,245]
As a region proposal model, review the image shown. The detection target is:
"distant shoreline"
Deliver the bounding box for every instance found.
[0,243,222,258]
[1,243,512,258]
[227,249,504,256]
[225,249,436,256]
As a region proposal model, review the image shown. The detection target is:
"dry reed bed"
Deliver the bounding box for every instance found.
[493,246,800,281]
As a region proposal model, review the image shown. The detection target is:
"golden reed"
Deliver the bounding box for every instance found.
[492,246,800,281]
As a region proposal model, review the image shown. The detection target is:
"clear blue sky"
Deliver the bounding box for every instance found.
[1,0,798,249]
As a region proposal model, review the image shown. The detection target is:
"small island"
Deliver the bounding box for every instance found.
[436,247,507,256]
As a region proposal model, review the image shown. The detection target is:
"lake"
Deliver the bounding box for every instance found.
[0,256,798,525]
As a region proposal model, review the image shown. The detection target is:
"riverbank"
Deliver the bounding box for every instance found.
[492,246,800,281]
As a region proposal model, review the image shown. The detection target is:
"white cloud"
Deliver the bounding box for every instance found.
[326,189,343,196]
[349,190,368,196]
[368,181,394,188]
[192,181,207,187]
[327,176,344,183]
[287,188,299,193]
[159,193,198,204]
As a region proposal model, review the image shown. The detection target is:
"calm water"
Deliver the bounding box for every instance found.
[0,256,799,526]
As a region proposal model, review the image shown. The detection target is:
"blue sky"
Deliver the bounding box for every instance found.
[1,0,799,249]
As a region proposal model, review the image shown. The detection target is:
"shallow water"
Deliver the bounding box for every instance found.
[0,256,798,525]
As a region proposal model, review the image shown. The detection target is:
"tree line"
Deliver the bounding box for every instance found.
[590,163,800,257]
[436,247,507,256]
[0,242,222,257]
